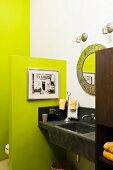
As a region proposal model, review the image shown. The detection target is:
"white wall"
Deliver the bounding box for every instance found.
[30,0,113,108]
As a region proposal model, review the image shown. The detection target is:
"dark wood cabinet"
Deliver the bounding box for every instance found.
[96,47,113,170]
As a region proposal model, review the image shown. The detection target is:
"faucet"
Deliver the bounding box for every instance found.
[82,113,96,120]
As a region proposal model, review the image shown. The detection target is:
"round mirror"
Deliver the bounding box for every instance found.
[77,44,106,96]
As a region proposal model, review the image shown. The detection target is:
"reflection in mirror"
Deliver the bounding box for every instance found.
[77,44,106,96]
[83,53,95,85]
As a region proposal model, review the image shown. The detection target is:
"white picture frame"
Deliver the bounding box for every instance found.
[28,68,59,100]
[83,72,95,85]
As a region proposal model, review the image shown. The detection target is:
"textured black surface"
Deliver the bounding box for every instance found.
[38,120,95,162]
[38,106,95,122]
[58,122,95,134]
[38,106,95,162]
[38,105,67,121]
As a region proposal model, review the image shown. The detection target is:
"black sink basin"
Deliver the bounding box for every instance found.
[57,122,95,134]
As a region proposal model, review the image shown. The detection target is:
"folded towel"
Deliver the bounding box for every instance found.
[103,150,113,161]
[69,99,77,110]
[67,100,79,119]
[59,99,66,110]
[103,142,113,154]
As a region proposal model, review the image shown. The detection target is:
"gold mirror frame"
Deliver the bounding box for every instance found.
[77,44,106,96]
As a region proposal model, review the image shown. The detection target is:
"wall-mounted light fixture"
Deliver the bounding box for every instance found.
[102,22,113,34]
[76,33,88,43]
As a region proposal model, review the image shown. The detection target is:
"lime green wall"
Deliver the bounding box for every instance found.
[67,151,95,170]
[9,56,66,170]
[0,0,30,160]
[83,53,95,73]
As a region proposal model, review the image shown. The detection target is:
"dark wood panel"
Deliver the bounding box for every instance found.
[96,125,113,156]
[99,156,113,166]
[96,160,113,170]
[96,47,113,170]
[96,47,113,127]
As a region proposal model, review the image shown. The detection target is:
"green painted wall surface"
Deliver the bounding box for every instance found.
[0,0,30,160]
[67,151,95,170]
[83,53,95,73]
[9,56,66,170]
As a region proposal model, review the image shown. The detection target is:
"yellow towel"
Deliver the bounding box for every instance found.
[103,142,113,154]
[59,99,66,110]
[69,99,77,110]
[103,150,113,161]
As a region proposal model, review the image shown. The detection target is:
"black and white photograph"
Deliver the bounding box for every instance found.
[83,72,95,85]
[28,69,59,100]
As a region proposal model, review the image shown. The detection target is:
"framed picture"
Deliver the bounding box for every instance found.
[28,68,59,100]
[83,72,95,85]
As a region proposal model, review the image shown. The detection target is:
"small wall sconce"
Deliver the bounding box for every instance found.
[102,22,113,34]
[76,33,88,43]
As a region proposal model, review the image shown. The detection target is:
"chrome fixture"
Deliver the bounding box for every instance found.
[65,91,71,122]
[102,22,113,34]
[82,113,96,120]
[76,33,88,43]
